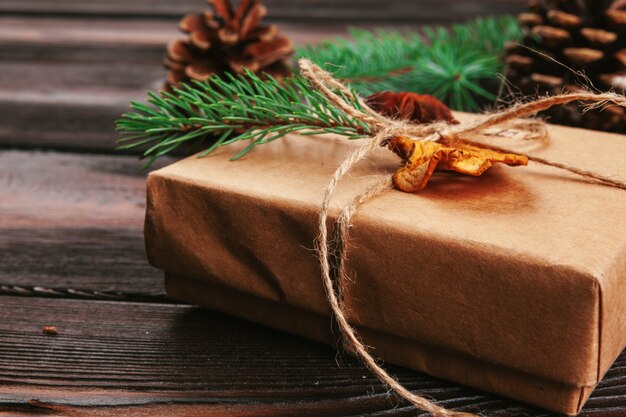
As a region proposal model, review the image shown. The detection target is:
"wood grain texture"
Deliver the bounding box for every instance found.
[0,17,350,152]
[0,0,525,22]
[0,151,167,299]
[0,296,623,417]
[1,4,624,416]
[0,17,347,51]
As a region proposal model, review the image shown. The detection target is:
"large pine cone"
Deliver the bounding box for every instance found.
[505,0,626,132]
[165,0,294,88]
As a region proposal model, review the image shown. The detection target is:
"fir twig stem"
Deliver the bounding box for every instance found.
[177,118,367,135]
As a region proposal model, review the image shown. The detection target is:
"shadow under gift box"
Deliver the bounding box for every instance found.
[144,113,626,415]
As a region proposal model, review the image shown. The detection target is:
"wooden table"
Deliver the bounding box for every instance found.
[1,2,624,416]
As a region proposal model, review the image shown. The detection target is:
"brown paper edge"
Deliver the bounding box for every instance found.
[165,272,596,415]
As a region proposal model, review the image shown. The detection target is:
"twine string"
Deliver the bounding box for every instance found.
[299,58,626,417]
[314,131,473,417]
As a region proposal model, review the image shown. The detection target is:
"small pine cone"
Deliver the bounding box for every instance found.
[165,0,294,88]
[505,0,626,133]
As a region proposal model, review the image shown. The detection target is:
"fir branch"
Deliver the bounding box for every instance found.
[296,16,523,111]
[116,71,371,166]
[117,16,522,165]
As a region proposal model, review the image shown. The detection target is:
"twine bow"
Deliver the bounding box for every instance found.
[299,58,626,417]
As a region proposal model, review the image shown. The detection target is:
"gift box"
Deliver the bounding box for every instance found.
[144,114,626,415]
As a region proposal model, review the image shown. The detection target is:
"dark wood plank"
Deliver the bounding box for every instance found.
[0,17,346,52]
[0,17,350,152]
[0,296,622,416]
[0,150,168,300]
[0,90,151,153]
[0,17,167,152]
[0,1,525,22]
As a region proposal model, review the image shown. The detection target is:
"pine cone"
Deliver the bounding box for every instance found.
[165,0,294,88]
[505,0,626,132]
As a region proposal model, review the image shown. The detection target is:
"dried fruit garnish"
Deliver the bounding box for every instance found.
[366,91,459,124]
[387,136,528,192]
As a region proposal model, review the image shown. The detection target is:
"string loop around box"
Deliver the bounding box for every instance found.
[299,58,626,417]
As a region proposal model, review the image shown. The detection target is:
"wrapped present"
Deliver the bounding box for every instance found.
[144,112,626,415]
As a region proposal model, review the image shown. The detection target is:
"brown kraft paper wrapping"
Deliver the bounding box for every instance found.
[144,114,626,414]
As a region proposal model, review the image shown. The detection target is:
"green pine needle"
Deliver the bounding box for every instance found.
[116,70,371,166]
[296,16,523,111]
